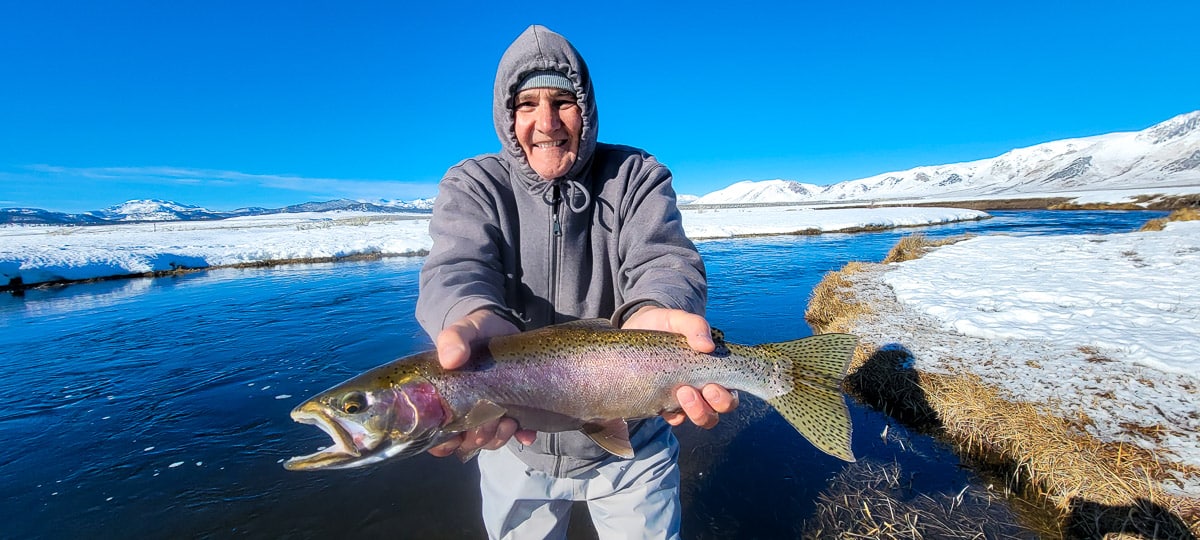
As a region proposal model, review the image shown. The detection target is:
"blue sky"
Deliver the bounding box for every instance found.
[2,1,1197,213]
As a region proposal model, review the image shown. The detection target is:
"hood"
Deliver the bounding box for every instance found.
[493,25,599,188]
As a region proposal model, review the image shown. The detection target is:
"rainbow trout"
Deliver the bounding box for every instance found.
[284,319,858,470]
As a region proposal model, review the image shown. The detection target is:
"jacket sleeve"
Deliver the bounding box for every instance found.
[612,159,707,324]
[416,169,512,340]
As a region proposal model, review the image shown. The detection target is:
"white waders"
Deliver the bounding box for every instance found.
[478,427,681,540]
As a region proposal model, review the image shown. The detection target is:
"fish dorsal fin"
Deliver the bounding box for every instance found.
[442,399,507,433]
[711,327,727,345]
[581,419,634,458]
[550,318,617,331]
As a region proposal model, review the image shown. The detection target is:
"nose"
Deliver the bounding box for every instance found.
[535,101,562,133]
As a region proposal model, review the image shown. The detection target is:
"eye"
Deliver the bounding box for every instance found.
[340,392,367,414]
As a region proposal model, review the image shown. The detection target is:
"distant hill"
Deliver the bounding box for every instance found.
[9,110,1199,224]
[692,110,1200,205]
[1,198,435,225]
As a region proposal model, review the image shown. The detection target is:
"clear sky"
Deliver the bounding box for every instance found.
[2,1,1198,213]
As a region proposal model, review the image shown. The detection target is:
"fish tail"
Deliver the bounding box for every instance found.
[759,333,858,462]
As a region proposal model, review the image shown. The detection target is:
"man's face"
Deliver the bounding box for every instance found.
[513,87,582,180]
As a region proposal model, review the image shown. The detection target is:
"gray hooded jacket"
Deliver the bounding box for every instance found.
[416,25,706,477]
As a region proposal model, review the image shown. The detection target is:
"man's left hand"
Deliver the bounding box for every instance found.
[622,306,740,429]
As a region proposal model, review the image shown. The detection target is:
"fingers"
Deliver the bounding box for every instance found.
[667,384,739,430]
[675,385,718,429]
[669,311,715,353]
[426,418,536,457]
[435,309,520,371]
[435,328,472,370]
[662,410,687,427]
[684,326,716,354]
[513,428,538,446]
[427,434,463,457]
[702,384,739,414]
[623,307,715,354]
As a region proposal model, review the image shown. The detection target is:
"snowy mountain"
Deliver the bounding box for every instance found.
[1,198,435,225]
[693,110,1200,205]
[691,179,824,204]
[89,199,233,222]
[282,198,436,213]
[0,208,110,225]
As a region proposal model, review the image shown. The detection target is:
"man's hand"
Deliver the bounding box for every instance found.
[427,309,536,457]
[623,306,740,429]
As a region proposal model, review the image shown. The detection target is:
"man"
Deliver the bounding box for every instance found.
[416,25,737,539]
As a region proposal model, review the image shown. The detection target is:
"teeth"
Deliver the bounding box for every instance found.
[535,141,565,149]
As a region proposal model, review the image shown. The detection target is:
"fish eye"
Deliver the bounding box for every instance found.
[340,392,367,414]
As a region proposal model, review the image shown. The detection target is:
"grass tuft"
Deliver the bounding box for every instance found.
[881,233,972,264]
[805,261,871,336]
[1140,207,1200,232]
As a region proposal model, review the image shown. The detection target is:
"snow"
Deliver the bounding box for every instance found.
[886,224,1199,375]
[844,221,1200,495]
[680,206,987,239]
[0,212,434,286]
[2,202,1195,492]
[691,179,824,205]
[0,207,986,286]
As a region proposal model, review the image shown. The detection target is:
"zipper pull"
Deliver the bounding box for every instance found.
[551,184,563,237]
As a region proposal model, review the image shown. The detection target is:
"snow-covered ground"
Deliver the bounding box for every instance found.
[0,206,987,287]
[0,212,434,286]
[679,206,986,238]
[844,220,1200,495]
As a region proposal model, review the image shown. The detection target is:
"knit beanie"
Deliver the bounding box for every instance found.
[516,70,574,93]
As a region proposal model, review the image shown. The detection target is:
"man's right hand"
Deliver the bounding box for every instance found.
[427,309,537,457]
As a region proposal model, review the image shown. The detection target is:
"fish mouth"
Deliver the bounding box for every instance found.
[284,402,368,471]
[283,401,437,471]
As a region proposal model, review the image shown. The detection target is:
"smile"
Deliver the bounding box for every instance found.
[534,140,566,149]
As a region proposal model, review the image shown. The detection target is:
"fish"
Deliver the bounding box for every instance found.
[284,319,858,471]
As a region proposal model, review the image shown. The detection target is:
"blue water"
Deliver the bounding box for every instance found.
[0,210,1164,538]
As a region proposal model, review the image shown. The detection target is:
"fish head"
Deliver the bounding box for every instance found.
[284,363,449,471]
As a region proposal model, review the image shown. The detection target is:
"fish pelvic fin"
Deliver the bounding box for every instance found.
[442,399,507,433]
[443,400,508,463]
[762,333,859,462]
[581,419,635,459]
[456,446,483,463]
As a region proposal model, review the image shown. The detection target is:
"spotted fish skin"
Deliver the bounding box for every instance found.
[284,319,858,470]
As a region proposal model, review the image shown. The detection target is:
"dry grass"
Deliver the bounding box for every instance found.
[1050,194,1200,211]
[1140,207,1200,232]
[807,235,1200,538]
[802,461,1041,539]
[805,261,871,336]
[881,233,973,264]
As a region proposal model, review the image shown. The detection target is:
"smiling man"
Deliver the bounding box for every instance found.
[416,25,737,539]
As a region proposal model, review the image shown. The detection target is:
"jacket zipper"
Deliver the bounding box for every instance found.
[548,183,564,477]
[548,183,562,323]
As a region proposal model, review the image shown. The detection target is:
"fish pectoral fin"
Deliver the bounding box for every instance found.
[442,400,508,432]
[581,419,635,459]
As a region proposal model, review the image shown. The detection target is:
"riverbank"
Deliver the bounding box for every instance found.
[1,206,987,292]
[807,212,1200,537]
